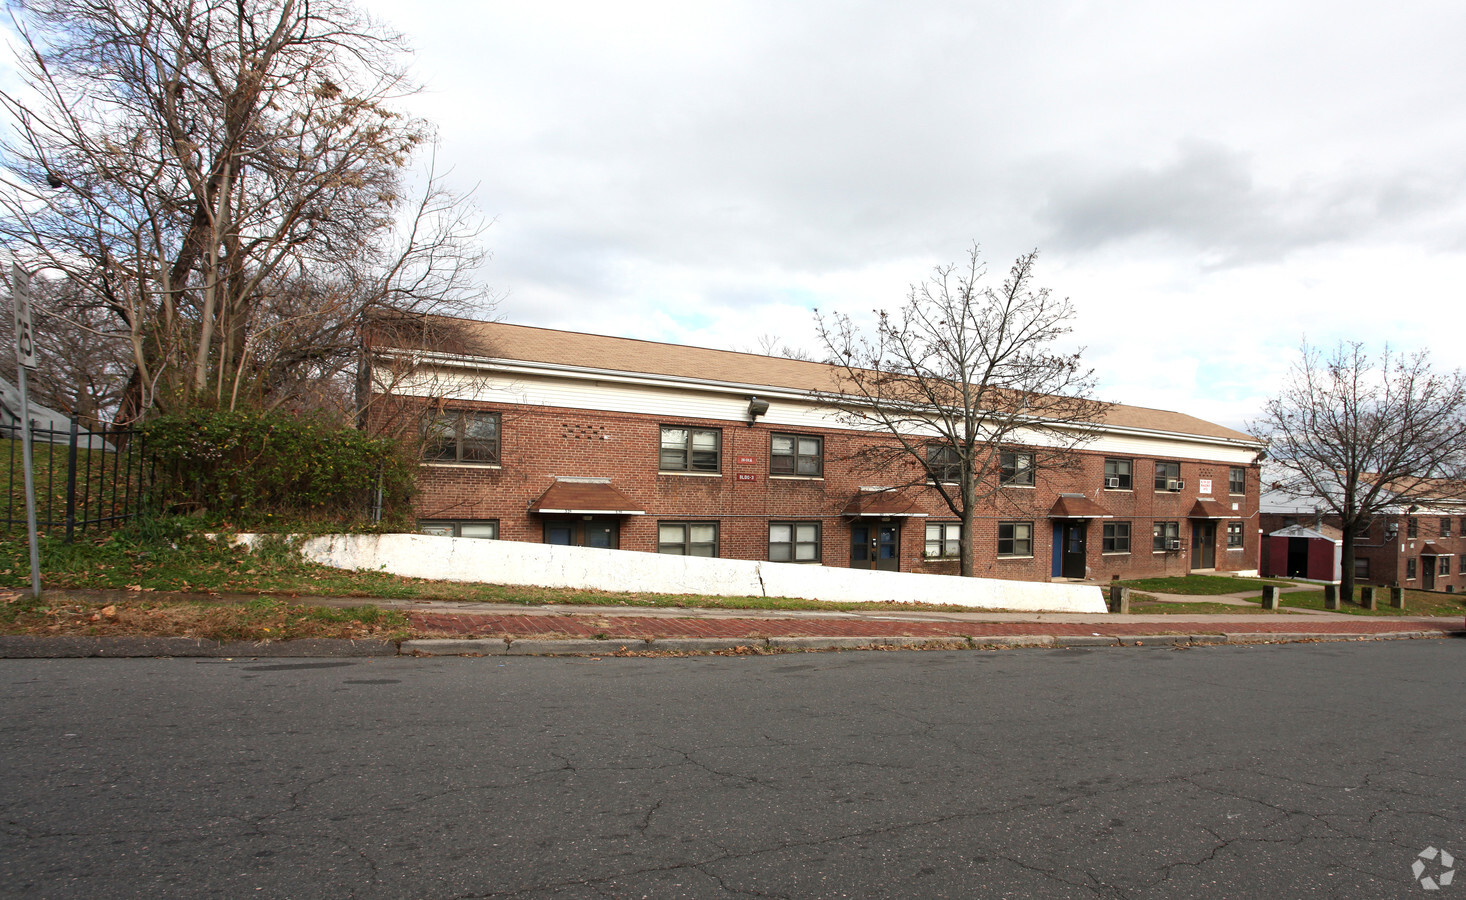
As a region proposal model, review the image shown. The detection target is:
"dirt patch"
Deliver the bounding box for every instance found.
[0,593,408,642]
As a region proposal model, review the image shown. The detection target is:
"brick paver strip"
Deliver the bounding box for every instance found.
[407,612,1464,640]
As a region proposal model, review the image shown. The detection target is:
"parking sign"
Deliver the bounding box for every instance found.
[11,263,36,369]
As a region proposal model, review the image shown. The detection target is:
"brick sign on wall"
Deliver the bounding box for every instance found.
[736,473,757,482]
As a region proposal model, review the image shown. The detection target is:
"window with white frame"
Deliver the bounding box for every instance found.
[925,522,961,558]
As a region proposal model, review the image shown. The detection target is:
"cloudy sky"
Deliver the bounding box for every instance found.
[362,0,1466,431]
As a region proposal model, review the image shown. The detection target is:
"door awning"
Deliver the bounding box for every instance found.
[841,490,928,518]
[1188,499,1231,519]
[1047,494,1112,519]
[529,478,645,515]
[1420,541,1454,557]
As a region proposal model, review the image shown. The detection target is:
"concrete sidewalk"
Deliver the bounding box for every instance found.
[2,587,1461,657]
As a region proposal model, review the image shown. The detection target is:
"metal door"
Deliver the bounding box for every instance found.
[1061,521,1087,579]
[850,523,900,571]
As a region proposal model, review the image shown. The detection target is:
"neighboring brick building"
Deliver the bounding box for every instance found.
[1260,477,1466,591]
[372,318,1264,584]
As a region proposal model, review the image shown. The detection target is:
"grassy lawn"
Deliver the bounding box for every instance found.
[0,523,968,614]
[1114,574,1294,595]
[1127,597,1268,615]
[1,436,142,532]
[1280,587,1466,617]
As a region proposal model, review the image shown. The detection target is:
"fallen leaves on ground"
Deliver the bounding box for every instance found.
[1,595,409,642]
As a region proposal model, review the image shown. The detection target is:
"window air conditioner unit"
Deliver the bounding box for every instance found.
[1167,539,1182,550]
[1105,477,1121,489]
[1167,479,1183,492]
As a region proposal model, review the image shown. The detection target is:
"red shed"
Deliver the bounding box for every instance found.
[1261,523,1341,582]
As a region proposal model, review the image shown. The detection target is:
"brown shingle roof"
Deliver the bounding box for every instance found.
[1048,495,1113,519]
[388,316,1259,445]
[528,480,644,515]
[1188,499,1232,519]
[841,490,928,518]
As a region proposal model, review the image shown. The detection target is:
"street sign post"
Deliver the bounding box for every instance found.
[11,264,42,600]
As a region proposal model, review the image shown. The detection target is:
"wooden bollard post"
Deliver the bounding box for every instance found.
[1323,584,1340,610]
[1108,585,1130,614]
[1260,585,1281,610]
[1359,586,1376,609]
[1388,586,1404,610]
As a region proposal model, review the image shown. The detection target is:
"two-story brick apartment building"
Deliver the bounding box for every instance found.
[371,317,1263,584]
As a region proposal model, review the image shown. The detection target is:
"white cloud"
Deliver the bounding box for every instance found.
[363,0,1466,431]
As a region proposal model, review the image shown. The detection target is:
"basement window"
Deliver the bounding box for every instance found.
[419,520,498,539]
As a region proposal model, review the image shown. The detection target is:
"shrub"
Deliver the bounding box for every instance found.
[141,409,414,528]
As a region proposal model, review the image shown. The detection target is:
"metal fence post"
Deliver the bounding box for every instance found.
[63,417,79,543]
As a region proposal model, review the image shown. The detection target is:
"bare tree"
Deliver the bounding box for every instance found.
[0,275,133,428]
[754,333,815,362]
[0,0,488,423]
[814,245,1109,577]
[1252,342,1466,602]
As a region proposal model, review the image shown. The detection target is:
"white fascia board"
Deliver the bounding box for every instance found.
[380,349,1264,453]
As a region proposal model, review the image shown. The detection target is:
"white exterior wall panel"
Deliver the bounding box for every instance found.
[381,364,1256,464]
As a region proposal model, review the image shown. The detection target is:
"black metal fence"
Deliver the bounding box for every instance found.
[1,418,152,541]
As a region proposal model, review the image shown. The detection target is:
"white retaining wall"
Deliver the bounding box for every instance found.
[288,533,1108,613]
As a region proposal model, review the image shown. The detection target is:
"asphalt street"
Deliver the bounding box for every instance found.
[2,640,1464,898]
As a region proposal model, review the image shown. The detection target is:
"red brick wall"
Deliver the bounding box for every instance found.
[405,398,1261,584]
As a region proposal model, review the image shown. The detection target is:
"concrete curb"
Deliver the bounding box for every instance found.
[402,638,509,656]
[0,635,398,658]
[0,630,1451,659]
[1054,635,1121,648]
[969,635,1056,648]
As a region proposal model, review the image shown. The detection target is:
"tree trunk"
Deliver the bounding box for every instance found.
[959,506,975,577]
[1339,523,1356,606]
[957,474,977,577]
